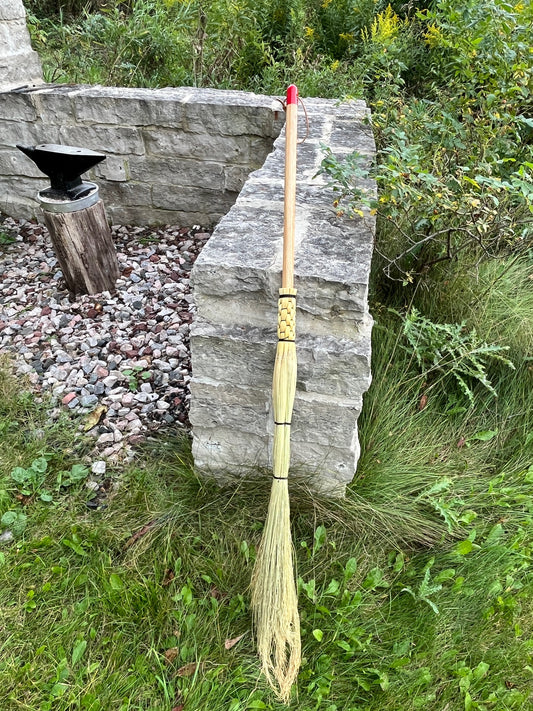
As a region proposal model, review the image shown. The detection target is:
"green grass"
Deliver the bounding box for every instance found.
[1,252,532,711]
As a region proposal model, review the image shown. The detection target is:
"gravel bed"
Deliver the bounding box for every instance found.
[0,215,211,462]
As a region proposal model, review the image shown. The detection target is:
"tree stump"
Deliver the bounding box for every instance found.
[42,199,120,296]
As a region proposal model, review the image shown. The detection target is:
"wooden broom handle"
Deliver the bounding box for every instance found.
[282,85,298,290]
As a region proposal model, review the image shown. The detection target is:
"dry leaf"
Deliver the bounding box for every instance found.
[457,437,466,449]
[84,405,107,432]
[177,662,202,677]
[210,586,227,601]
[171,705,185,711]
[162,569,175,586]
[123,520,156,550]
[164,647,180,664]
[418,393,428,410]
[224,633,246,650]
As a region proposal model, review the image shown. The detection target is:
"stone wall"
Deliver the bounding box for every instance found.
[0,84,283,225]
[0,0,43,89]
[190,98,375,495]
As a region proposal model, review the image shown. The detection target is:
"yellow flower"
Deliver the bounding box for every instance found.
[424,24,443,49]
[362,5,403,46]
[305,26,315,38]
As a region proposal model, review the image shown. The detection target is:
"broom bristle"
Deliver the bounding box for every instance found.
[251,478,301,704]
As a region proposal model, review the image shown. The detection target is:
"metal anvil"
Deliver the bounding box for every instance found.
[16,143,106,200]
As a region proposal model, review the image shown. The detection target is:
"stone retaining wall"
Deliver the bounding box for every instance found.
[0,84,283,225]
[190,99,375,495]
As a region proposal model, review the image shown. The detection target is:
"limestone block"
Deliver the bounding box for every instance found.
[143,127,272,166]
[191,425,269,476]
[224,165,251,192]
[155,86,284,137]
[329,119,375,155]
[0,18,33,53]
[32,86,83,125]
[93,155,129,182]
[151,185,237,214]
[59,124,145,156]
[0,118,60,149]
[0,0,43,89]
[0,147,44,177]
[98,181,153,208]
[0,90,37,121]
[190,378,361,449]
[0,55,43,89]
[190,96,375,493]
[190,424,359,494]
[182,99,281,138]
[129,156,225,190]
[190,319,371,401]
[189,381,270,438]
[0,1,26,21]
[0,177,42,219]
[192,208,374,334]
[72,85,189,127]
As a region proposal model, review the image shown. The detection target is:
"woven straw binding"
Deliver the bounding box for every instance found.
[277,288,297,341]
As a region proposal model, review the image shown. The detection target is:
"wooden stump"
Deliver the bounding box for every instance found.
[42,199,120,296]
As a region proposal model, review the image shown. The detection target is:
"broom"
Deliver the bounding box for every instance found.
[250,84,301,704]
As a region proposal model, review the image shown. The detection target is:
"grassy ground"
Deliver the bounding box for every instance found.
[1,255,532,710]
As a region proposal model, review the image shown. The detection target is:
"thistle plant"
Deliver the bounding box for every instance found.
[401,308,515,403]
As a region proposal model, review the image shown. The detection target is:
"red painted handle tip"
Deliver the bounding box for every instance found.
[286,85,298,105]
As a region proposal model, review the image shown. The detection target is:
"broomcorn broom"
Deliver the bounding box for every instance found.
[250,84,301,704]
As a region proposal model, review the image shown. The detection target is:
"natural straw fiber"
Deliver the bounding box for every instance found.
[251,291,301,702]
[251,477,301,703]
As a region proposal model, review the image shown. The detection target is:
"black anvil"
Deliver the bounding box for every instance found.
[17,143,106,200]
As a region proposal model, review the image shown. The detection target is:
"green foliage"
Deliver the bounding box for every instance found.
[0,230,16,247]
[8,457,88,503]
[417,0,533,111]
[400,307,515,403]
[318,133,533,283]
[401,558,443,615]
[1,509,28,536]
[10,456,50,500]
[121,365,152,392]
[26,0,109,17]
